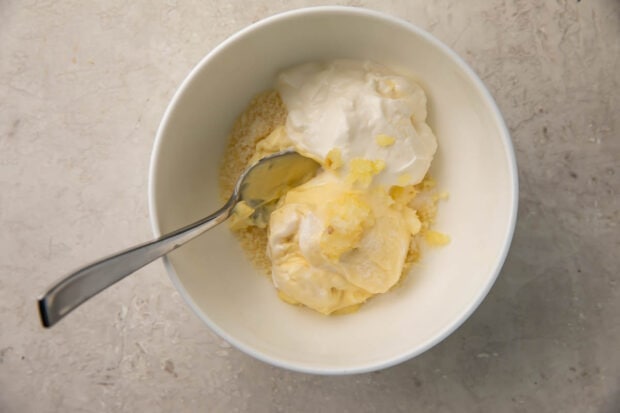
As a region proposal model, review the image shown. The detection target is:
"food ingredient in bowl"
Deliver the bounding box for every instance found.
[277,60,437,187]
[219,60,448,315]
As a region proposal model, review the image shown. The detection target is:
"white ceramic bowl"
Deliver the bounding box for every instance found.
[148,6,518,374]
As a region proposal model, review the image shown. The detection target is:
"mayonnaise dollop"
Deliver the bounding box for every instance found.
[277,60,437,187]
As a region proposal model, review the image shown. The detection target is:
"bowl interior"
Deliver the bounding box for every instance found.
[150,7,517,374]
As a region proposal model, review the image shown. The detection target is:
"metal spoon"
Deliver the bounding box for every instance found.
[38,150,320,328]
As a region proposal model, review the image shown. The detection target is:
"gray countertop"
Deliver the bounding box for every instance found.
[1,1,618,412]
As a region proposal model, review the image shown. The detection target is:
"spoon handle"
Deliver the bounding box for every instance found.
[38,198,236,328]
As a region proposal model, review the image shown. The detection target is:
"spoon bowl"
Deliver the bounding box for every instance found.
[148,6,517,374]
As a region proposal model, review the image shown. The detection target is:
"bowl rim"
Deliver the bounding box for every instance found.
[148,5,519,375]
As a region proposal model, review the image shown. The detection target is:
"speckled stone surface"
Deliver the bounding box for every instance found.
[1,1,618,412]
